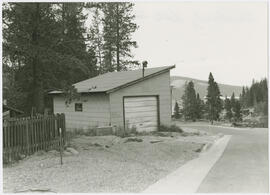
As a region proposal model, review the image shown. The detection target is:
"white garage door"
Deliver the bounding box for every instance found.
[124,96,158,132]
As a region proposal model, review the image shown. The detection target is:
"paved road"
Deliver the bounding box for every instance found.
[180,123,268,193]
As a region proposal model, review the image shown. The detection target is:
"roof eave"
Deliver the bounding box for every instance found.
[106,65,175,94]
[48,91,107,95]
[48,65,175,95]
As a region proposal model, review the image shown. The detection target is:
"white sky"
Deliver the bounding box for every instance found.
[132,2,268,86]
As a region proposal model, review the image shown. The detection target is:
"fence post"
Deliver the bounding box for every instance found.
[26,119,30,155]
[55,114,58,149]
[61,114,66,146]
[3,114,66,164]
[59,127,63,165]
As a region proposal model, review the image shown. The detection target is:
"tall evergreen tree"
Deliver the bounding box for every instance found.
[206,72,222,124]
[182,81,197,121]
[3,3,60,113]
[55,3,98,85]
[224,97,232,121]
[239,78,268,113]
[88,7,104,73]
[195,93,203,119]
[101,2,139,72]
[3,3,97,114]
[230,93,236,108]
[239,87,245,107]
[232,100,242,122]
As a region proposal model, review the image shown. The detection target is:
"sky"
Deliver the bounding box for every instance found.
[132,2,268,86]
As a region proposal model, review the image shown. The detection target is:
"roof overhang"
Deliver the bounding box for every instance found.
[48,65,175,95]
[106,65,175,93]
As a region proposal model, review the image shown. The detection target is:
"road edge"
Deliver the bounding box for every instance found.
[142,135,232,193]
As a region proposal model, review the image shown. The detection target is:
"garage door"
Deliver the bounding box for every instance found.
[124,96,158,132]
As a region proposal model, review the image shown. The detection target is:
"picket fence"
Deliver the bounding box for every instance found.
[3,114,66,163]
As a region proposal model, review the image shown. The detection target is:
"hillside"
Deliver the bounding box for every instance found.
[171,76,243,103]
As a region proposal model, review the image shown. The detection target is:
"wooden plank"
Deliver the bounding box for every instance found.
[3,121,6,160]
[48,117,51,150]
[17,119,20,155]
[40,117,43,150]
[13,120,16,159]
[18,119,23,154]
[7,121,10,162]
[33,117,37,152]
[41,116,44,150]
[43,117,45,150]
[30,117,33,154]
[44,117,47,150]
[2,114,67,162]
[3,121,6,149]
[38,117,41,150]
[62,114,66,145]
[10,121,14,159]
[124,107,157,113]
[125,111,158,118]
[124,97,158,133]
[124,96,157,103]
[26,119,29,155]
[124,101,157,108]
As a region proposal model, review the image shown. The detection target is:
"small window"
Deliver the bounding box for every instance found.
[75,103,83,112]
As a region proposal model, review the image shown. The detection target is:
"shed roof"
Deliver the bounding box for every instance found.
[50,65,175,94]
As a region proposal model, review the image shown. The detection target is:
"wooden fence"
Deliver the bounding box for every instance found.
[3,114,66,163]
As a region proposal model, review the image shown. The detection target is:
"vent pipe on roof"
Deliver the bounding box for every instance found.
[142,61,148,77]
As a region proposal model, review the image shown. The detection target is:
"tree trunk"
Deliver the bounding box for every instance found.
[116,3,120,71]
[31,3,44,114]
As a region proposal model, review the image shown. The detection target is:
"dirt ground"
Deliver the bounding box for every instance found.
[3,131,220,193]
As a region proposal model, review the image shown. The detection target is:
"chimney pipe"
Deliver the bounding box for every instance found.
[142,61,148,77]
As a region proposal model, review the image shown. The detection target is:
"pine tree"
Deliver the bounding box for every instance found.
[240,87,246,107]
[88,7,104,73]
[102,2,139,72]
[174,102,180,119]
[240,78,268,113]
[195,93,203,119]
[206,72,222,124]
[3,3,97,114]
[3,3,61,113]
[230,93,236,108]
[224,97,232,121]
[182,81,197,121]
[232,100,242,122]
[56,3,98,84]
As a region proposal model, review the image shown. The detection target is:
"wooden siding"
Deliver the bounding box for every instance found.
[53,94,110,131]
[124,96,158,132]
[109,71,171,128]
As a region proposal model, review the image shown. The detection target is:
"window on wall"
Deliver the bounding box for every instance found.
[75,103,83,112]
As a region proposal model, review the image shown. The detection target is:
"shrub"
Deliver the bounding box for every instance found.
[158,124,183,133]
[114,125,139,138]
[254,101,268,116]
[114,126,129,138]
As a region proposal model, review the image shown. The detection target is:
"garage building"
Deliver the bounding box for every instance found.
[50,65,175,132]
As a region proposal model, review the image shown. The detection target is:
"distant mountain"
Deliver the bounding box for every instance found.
[171,76,243,103]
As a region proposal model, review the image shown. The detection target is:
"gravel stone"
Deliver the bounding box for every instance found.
[4,133,215,193]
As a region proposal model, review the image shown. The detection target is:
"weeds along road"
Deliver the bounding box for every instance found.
[179,123,268,193]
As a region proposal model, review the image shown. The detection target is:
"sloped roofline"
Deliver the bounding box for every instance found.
[106,65,175,93]
[49,65,175,95]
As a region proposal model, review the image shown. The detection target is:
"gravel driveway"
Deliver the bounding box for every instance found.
[3,132,218,193]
